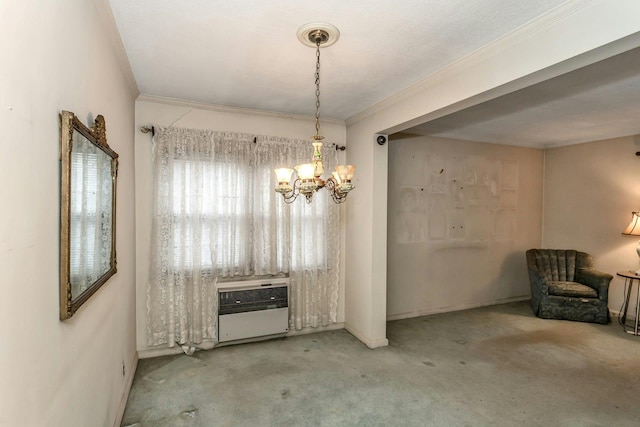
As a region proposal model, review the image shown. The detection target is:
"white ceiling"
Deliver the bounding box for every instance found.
[108,0,569,121]
[108,0,640,148]
[405,46,640,148]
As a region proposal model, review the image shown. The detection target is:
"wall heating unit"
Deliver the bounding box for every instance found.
[217,278,289,343]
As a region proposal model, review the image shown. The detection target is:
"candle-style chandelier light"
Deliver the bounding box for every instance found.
[274,23,355,204]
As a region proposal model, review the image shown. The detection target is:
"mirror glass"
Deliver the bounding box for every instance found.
[60,111,118,320]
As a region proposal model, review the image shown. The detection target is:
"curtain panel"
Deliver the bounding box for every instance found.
[147,127,340,348]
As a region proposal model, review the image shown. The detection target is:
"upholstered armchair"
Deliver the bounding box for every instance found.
[526,249,612,324]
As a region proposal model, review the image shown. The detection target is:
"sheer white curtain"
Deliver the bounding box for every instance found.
[147,127,340,349]
[256,136,340,330]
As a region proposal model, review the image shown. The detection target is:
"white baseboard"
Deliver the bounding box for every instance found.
[138,323,347,358]
[611,308,638,323]
[344,324,389,349]
[386,295,531,322]
[286,322,345,336]
[113,352,138,427]
[138,346,184,359]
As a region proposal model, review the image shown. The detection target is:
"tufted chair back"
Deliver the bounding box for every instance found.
[527,249,594,282]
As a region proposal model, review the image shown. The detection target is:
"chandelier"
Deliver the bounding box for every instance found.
[274,23,355,204]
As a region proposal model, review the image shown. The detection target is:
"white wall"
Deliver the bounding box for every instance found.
[387,135,543,319]
[135,97,348,356]
[543,134,640,314]
[0,1,138,426]
[344,0,640,348]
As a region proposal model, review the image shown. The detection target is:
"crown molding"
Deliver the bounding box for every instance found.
[137,94,346,125]
[345,0,595,126]
[93,0,140,98]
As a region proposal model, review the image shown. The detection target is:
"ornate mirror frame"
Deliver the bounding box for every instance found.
[60,110,118,320]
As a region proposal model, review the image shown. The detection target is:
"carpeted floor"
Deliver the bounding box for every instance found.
[122,301,640,426]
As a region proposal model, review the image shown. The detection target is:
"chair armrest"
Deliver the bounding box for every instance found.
[576,269,612,300]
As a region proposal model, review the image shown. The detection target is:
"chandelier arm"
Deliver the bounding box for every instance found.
[325,177,348,204]
[280,179,302,203]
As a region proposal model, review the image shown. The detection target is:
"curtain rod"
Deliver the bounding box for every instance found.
[138,125,346,150]
[140,125,155,136]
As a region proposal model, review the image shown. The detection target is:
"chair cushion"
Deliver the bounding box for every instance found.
[548,281,598,298]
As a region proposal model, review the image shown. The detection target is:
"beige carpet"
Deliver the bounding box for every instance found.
[122,301,640,426]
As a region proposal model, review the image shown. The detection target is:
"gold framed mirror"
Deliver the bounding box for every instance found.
[60,111,118,320]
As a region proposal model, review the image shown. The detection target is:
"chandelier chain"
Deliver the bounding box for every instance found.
[315,38,321,138]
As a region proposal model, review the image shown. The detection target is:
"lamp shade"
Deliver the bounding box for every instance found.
[622,212,640,235]
[274,168,294,184]
[336,164,355,181]
[295,163,316,180]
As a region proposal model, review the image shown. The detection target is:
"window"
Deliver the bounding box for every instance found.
[170,158,250,273]
[170,156,327,275]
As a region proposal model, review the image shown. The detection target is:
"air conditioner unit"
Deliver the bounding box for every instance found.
[217,278,289,343]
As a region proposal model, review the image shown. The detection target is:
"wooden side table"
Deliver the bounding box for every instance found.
[616,271,640,336]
